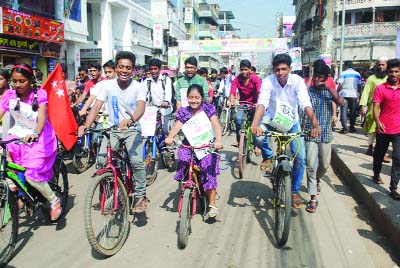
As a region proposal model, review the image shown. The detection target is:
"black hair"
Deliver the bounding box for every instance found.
[314,64,331,78]
[78,66,87,73]
[103,60,115,69]
[115,51,136,66]
[0,69,11,81]
[198,67,208,76]
[344,60,353,68]
[272,53,292,68]
[387,58,400,70]
[210,68,218,74]
[89,63,102,71]
[60,63,68,74]
[250,66,256,72]
[184,56,198,67]
[220,67,228,74]
[144,65,150,72]
[187,83,204,99]
[11,63,39,112]
[313,59,325,69]
[239,59,251,69]
[149,58,162,69]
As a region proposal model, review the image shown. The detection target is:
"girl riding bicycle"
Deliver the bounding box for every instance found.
[165,84,223,218]
[0,63,61,221]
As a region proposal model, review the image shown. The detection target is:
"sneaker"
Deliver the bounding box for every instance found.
[133,197,148,213]
[389,190,400,200]
[349,128,356,133]
[339,129,349,134]
[366,145,373,156]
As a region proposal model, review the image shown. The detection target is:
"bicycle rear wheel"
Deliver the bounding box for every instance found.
[144,140,158,186]
[84,172,130,256]
[178,188,192,249]
[0,185,18,267]
[274,167,292,247]
[238,132,248,178]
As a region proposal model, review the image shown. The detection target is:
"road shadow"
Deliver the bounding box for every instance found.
[227,180,277,247]
[160,188,180,213]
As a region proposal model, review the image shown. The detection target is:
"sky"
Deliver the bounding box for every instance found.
[214,0,295,38]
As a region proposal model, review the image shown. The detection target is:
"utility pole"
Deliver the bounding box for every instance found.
[339,0,346,74]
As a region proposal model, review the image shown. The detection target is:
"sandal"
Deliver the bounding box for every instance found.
[254,147,262,156]
[305,200,318,213]
[372,176,384,185]
[292,193,302,209]
[50,198,62,221]
[260,159,273,172]
[207,205,218,218]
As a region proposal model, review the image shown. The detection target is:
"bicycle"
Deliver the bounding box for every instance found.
[237,101,256,178]
[0,138,68,266]
[143,110,175,186]
[262,130,304,247]
[83,126,135,257]
[219,97,236,136]
[175,141,218,249]
[72,112,108,173]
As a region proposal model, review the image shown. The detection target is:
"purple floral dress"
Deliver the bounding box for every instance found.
[0,89,57,182]
[174,102,220,190]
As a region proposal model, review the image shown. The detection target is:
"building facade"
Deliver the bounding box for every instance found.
[292,0,400,70]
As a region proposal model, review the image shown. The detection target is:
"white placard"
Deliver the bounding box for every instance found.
[180,88,188,107]
[139,106,158,137]
[8,99,38,138]
[184,7,193,24]
[182,111,214,159]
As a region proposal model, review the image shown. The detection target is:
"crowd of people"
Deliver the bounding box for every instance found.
[0,51,398,224]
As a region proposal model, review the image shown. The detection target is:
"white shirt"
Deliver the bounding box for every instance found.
[90,80,109,114]
[257,73,312,123]
[143,75,173,115]
[96,78,147,126]
[218,74,235,97]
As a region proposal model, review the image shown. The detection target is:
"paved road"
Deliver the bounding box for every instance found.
[8,135,399,268]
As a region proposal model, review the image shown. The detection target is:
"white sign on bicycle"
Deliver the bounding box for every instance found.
[180,88,189,107]
[182,111,214,159]
[139,106,158,137]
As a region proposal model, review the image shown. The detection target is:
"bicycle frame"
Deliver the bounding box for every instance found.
[177,143,210,217]
[142,111,165,160]
[93,129,133,214]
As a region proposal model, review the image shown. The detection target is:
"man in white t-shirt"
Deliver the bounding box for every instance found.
[78,51,148,214]
[143,58,173,135]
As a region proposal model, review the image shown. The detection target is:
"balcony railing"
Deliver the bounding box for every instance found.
[337,0,399,11]
[335,22,400,38]
[301,30,320,45]
[198,24,218,39]
[197,5,218,22]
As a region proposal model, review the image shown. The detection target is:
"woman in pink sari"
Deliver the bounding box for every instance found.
[0,63,61,221]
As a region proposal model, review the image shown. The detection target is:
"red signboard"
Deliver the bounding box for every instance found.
[0,7,64,44]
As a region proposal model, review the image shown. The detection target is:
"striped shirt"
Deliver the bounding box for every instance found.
[338,68,361,98]
[303,87,333,143]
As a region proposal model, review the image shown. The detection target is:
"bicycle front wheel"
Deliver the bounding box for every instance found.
[220,109,228,136]
[238,132,248,178]
[274,168,292,247]
[178,188,192,249]
[144,140,158,186]
[72,138,94,173]
[0,186,18,266]
[84,172,130,256]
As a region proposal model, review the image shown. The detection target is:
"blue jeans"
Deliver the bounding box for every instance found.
[257,122,306,193]
[235,108,255,143]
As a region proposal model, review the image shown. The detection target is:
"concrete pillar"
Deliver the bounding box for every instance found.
[55,0,64,21]
[100,1,113,62]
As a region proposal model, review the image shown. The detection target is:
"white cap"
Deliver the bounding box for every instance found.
[377,56,388,61]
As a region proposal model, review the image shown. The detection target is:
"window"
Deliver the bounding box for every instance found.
[66,0,82,22]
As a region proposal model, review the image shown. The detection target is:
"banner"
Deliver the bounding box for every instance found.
[178,38,288,53]
[153,23,163,49]
[0,7,64,44]
[289,47,302,71]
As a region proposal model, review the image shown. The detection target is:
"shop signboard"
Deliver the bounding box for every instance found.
[153,24,163,49]
[0,7,64,44]
[80,48,102,59]
[178,38,288,53]
[0,34,40,54]
[42,42,61,58]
